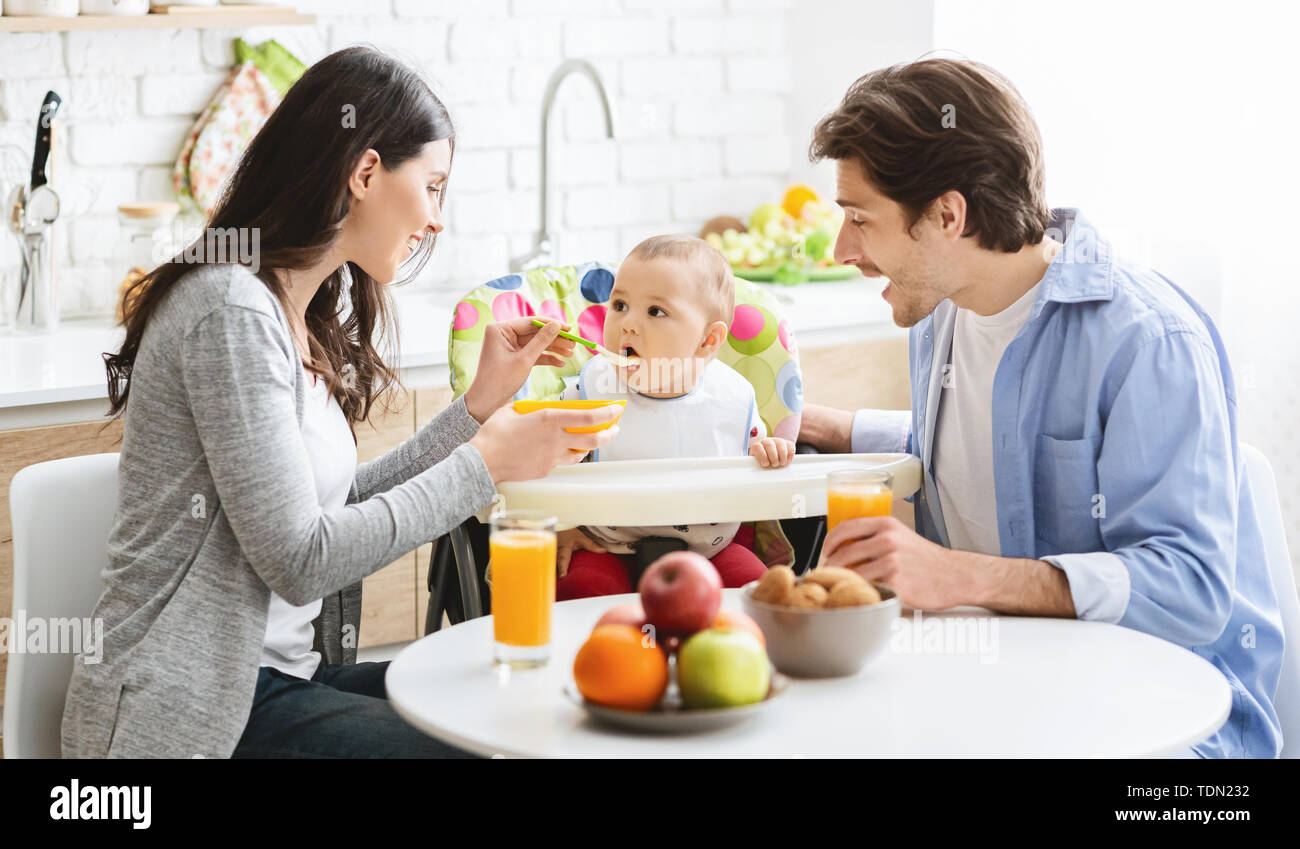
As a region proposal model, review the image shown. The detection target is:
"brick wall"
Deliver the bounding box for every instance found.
[0,0,795,319]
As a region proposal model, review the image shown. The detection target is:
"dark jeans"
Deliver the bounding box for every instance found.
[232,661,477,759]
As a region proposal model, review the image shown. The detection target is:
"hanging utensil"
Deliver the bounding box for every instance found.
[1,144,26,243]
[14,91,63,331]
[0,145,28,333]
[29,90,62,191]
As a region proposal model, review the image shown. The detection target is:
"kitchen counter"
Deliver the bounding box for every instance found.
[0,278,902,430]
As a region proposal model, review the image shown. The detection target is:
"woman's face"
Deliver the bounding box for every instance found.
[346,139,451,284]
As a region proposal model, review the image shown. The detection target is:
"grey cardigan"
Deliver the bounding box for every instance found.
[61,263,497,758]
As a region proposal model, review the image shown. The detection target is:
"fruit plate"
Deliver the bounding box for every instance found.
[564,671,790,734]
[732,265,863,283]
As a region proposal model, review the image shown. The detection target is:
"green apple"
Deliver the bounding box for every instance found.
[677,627,770,709]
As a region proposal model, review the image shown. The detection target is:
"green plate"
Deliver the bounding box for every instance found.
[733,265,863,283]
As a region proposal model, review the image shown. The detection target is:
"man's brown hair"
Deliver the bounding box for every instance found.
[810,58,1049,253]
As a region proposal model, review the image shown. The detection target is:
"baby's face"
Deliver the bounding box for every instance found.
[604,256,725,397]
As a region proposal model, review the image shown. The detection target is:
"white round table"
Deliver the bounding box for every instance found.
[386,589,1231,757]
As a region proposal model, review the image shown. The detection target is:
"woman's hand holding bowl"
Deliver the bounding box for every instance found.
[469,403,622,483]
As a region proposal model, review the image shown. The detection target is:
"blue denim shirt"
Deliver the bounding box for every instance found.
[851,208,1283,757]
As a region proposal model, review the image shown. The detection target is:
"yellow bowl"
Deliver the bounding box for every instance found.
[512,399,626,433]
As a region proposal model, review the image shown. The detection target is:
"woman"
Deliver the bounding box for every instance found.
[61,47,621,759]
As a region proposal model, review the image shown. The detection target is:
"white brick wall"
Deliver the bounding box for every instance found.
[0,0,795,319]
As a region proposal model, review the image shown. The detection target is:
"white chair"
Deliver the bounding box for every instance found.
[1242,443,1300,758]
[4,453,119,759]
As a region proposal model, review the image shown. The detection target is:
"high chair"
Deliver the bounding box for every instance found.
[425,260,814,632]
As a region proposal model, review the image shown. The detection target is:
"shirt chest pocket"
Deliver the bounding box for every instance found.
[1032,433,1104,555]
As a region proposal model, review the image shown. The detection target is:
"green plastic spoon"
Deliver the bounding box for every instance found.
[530,318,638,368]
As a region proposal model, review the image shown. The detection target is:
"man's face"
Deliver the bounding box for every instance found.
[832,159,956,327]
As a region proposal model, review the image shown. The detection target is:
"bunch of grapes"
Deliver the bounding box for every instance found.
[704,186,845,285]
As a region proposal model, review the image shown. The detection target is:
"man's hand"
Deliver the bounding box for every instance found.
[819,515,1076,615]
[556,527,607,579]
[819,516,974,609]
[749,436,796,468]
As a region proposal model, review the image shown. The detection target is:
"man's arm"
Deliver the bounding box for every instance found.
[963,551,1075,616]
[820,515,1075,615]
[822,331,1238,632]
[798,403,853,452]
[800,402,911,454]
[1041,331,1238,645]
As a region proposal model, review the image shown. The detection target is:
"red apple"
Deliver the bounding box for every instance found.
[638,551,723,637]
[594,601,646,631]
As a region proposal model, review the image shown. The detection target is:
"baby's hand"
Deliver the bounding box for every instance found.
[749,436,795,468]
[556,527,607,578]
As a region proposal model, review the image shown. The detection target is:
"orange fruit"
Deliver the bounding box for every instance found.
[781,183,820,219]
[714,609,766,648]
[573,624,669,711]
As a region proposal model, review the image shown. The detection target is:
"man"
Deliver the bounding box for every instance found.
[800,59,1283,757]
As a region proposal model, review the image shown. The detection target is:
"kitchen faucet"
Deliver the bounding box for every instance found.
[510,59,615,273]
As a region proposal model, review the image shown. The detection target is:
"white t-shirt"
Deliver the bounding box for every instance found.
[259,367,357,678]
[931,282,1041,555]
[560,355,763,558]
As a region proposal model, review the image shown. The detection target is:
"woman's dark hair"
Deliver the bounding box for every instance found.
[104,45,454,428]
[810,58,1048,253]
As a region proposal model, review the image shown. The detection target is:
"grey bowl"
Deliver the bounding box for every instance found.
[740,581,900,678]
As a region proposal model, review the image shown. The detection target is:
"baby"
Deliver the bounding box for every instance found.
[554,234,796,600]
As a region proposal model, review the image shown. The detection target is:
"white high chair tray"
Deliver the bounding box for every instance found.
[476,453,921,527]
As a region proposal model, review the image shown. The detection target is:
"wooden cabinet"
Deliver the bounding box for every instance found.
[801,336,910,412]
[0,418,125,545]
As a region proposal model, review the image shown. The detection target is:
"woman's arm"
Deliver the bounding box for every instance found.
[183,303,496,606]
[351,315,581,500]
[351,394,482,503]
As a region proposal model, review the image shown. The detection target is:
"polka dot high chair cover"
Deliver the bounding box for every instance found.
[447,261,802,568]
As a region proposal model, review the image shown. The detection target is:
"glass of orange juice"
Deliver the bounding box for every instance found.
[826,470,894,532]
[489,510,557,668]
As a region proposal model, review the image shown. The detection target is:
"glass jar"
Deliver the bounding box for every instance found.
[113,202,180,324]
